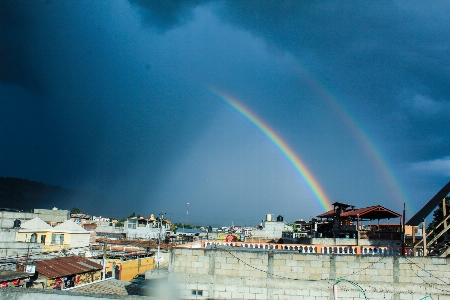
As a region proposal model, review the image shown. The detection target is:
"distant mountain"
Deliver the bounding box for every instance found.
[0,177,108,214]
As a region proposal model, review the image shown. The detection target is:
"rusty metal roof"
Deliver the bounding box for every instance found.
[317,205,401,220]
[316,209,335,218]
[34,256,103,279]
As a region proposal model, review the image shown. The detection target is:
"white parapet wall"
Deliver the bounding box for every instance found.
[168,247,450,300]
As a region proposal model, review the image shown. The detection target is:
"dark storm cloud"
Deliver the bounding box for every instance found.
[0,1,44,93]
[128,1,450,163]
[1,0,449,223]
[128,0,211,31]
[214,1,450,161]
[0,0,220,216]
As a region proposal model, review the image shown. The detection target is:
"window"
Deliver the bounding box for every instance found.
[51,234,64,245]
[30,233,37,243]
[192,290,203,296]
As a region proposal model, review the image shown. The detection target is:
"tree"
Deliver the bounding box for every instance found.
[427,197,450,241]
[70,207,81,214]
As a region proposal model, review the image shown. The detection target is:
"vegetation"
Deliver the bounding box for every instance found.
[427,197,450,241]
[71,207,81,214]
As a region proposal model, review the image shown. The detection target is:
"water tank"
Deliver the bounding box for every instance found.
[13,219,21,228]
[266,214,272,221]
[277,215,283,222]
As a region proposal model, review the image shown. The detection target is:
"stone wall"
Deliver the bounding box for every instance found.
[169,247,450,300]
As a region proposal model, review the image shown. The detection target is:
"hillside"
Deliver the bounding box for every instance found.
[0,177,107,214]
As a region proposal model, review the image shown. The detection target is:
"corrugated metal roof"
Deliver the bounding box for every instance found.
[34,256,102,279]
[66,278,130,295]
[0,271,32,282]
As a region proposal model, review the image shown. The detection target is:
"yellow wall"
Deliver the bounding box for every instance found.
[16,231,53,245]
[45,270,102,289]
[106,257,155,282]
[15,231,86,251]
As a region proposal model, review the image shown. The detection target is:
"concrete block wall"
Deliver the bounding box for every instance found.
[169,248,450,300]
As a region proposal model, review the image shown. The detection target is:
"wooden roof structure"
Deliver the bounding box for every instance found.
[317,205,401,220]
[406,181,450,226]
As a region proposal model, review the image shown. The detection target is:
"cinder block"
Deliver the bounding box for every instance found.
[274,260,286,266]
[243,292,257,299]
[285,260,298,267]
[226,285,238,293]
[249,287,264,294]
[364,268,379,275]
[215,269,226,275]
[231,291,243,299]
[432,258,448,265]
[191,261,204,268]
[237,270,250,277]
[377,269,392,276]
[238,286,250,293]
[398,276,412,283]
[215,256,226,263]
[310,260,323,268]
[295,289,309,296]
[310,273,322,281]
[399,293,414,300]
[424,264,439,271]
[227,257,239,264]
[411,277,423,284]
[218,291,232,298]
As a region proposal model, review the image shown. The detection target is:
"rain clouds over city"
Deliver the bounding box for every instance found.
[1,1,450,225]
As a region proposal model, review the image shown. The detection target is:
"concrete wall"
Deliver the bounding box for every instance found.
[96,224,124,234]
[125,227,163,239]
[0,212,38,228]
[0,241,43,259]
[296,237,402,247]
[169,247,450,300]
[0,228,43,258]
[252,222,286,239]
[34,209,70,223]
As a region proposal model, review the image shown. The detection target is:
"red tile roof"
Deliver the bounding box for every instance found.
[317,205,401,220]
[34,256,102,279]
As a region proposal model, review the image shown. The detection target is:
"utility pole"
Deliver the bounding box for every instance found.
[157,212,165,273]
[102,238,107,280]
[186,203,189,226]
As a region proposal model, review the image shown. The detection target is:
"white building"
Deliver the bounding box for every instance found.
[124,217,171,240]
[251,214,289,240]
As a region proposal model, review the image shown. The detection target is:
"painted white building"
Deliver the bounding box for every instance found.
[124,217,171,240]
[251,215,289,240]
[15,218,90,254]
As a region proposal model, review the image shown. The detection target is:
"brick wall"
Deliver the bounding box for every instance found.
[169,248,450,300]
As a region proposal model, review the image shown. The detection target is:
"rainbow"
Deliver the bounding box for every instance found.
[294,67,410,212]
[210,89,333,212]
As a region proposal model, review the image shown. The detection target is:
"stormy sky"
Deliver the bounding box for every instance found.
[1,0,449,226]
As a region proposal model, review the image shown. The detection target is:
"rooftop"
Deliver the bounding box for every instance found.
[34,256,103,279]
